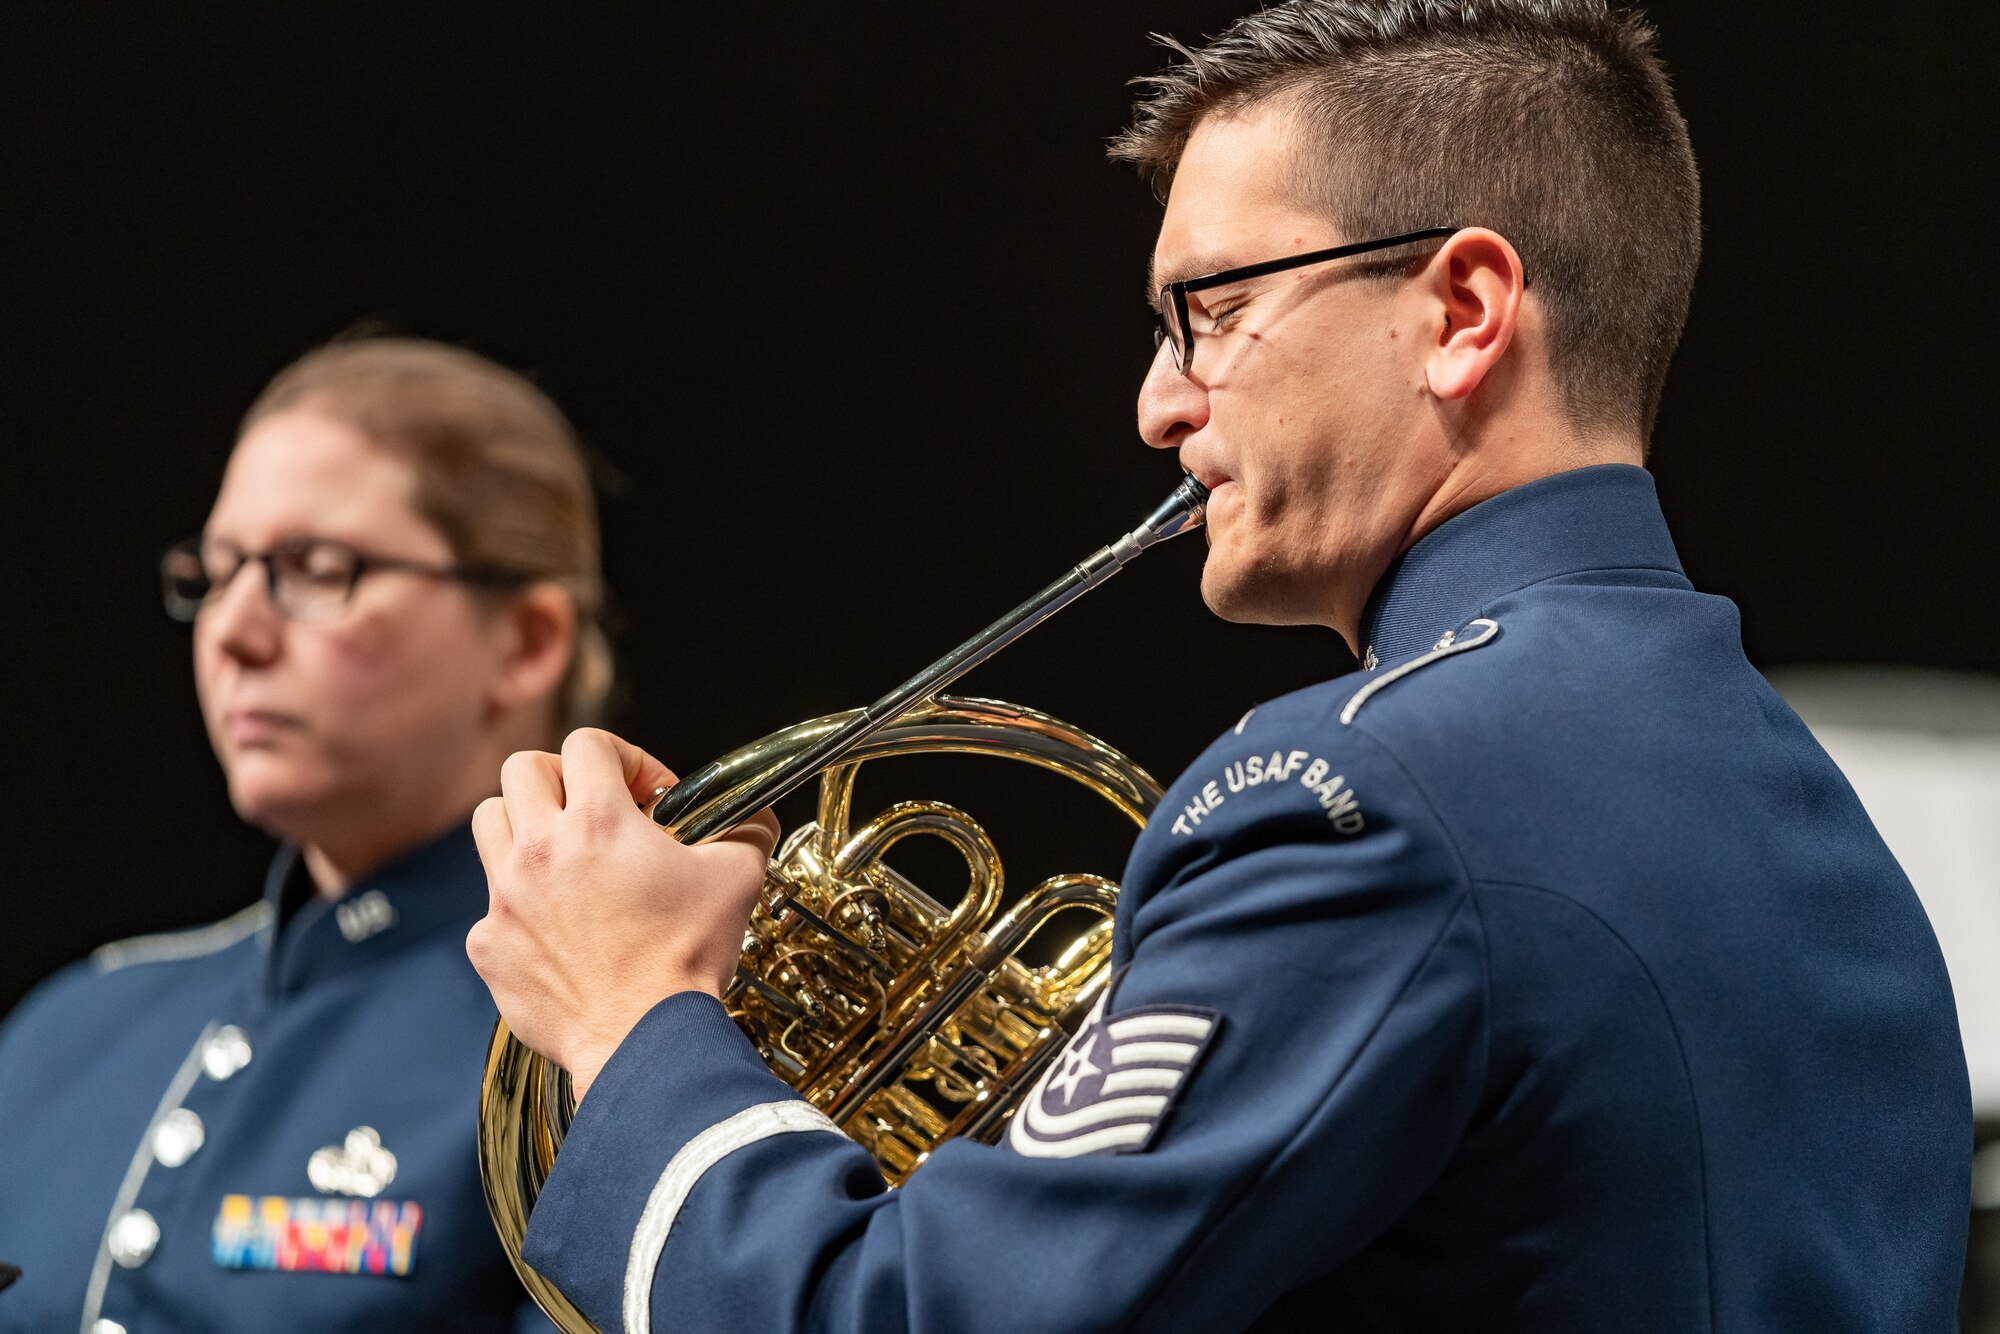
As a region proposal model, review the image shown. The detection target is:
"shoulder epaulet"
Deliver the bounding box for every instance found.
[90,900,274,974]
[1340,618,1501,725]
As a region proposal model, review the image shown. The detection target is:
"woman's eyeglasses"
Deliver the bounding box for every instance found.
[161,536,528,623]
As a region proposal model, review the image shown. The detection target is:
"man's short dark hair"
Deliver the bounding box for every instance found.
[1112,0,1700,439]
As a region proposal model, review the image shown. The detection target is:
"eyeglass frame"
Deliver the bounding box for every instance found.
[161,534,531,624]
[1153,225,1460,376]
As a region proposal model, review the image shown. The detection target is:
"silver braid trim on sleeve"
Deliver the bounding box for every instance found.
[623,1099,842,1334]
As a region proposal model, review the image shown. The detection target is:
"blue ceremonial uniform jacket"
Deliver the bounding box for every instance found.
[520,465,1970,1333]
[0,825,553,1333]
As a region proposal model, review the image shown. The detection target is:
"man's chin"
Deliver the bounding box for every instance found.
[1200,561,1329,629]
[1200,559,1275,626]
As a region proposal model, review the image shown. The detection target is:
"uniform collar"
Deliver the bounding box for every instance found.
[1359,463,1686,665]
[259,823,487,997]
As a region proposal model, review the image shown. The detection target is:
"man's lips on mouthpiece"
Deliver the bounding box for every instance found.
[1184,462,1233,493]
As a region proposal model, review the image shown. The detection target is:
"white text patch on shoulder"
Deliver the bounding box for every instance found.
[1168,750,1363,838]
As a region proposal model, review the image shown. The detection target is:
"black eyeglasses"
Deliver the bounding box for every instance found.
[161,536,529,623]
[1153,226,1458,376]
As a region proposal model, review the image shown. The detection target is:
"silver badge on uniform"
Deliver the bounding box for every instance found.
[1006,993,1218,1159]
[308,1126,398,1197]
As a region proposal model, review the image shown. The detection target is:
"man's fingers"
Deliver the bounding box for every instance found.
[499,750,565,824]
[624,746,679,806]
[471,794,512,869]
[561,727,678,812]
[702,807,781,862]
[739,807,782,860]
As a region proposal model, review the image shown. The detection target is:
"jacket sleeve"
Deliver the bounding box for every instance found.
[520,719,1487,1334]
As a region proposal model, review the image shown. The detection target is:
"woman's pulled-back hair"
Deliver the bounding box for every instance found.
[242,337,613,737]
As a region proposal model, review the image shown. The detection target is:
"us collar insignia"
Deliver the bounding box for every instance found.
[212,1195,421,1276]
[308,1126,398,1197]
[1006,993,1219,1158]
[335,889,398,943]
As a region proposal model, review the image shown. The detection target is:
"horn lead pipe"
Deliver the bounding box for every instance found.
[656,474,1208,844]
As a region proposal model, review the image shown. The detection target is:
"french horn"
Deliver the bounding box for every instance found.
[478,476,1208,1331]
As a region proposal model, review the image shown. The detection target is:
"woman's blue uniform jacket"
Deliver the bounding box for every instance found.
[0,825,553,1332]
[520,465,1971,1333]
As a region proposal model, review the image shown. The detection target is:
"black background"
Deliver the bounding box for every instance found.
[0,2,1990,1014]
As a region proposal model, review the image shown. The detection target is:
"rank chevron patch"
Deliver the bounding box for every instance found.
[1006,993,1219,1158]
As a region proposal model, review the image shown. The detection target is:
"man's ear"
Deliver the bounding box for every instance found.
[489,582,578,716]
[1420,227,1525,402]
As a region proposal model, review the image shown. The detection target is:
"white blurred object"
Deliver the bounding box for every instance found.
[1772,667,2000,1119]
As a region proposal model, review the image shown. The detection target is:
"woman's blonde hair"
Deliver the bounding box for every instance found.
[243,337,612,736]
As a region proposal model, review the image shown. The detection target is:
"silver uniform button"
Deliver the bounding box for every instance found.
[92,1320,127,1334]
[108,1208,160,1267]
[202,1025,252,1080]
[152,1108,205,1168]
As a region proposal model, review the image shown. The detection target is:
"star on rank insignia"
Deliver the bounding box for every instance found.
[1006,993,1219,1159]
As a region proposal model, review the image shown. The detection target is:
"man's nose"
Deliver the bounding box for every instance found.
[1136,342,1209,451]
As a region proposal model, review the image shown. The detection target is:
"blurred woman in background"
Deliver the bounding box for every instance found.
[0,337,604,1331]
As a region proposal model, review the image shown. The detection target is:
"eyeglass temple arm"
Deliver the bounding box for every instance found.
[1175,225,1459,293]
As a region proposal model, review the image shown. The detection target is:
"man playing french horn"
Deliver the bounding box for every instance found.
[466,2,1970,1330]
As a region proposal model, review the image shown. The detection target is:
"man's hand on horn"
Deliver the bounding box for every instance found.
[467,727,779,1102]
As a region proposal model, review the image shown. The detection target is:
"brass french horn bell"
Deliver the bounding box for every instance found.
[479,476,1208,1331]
